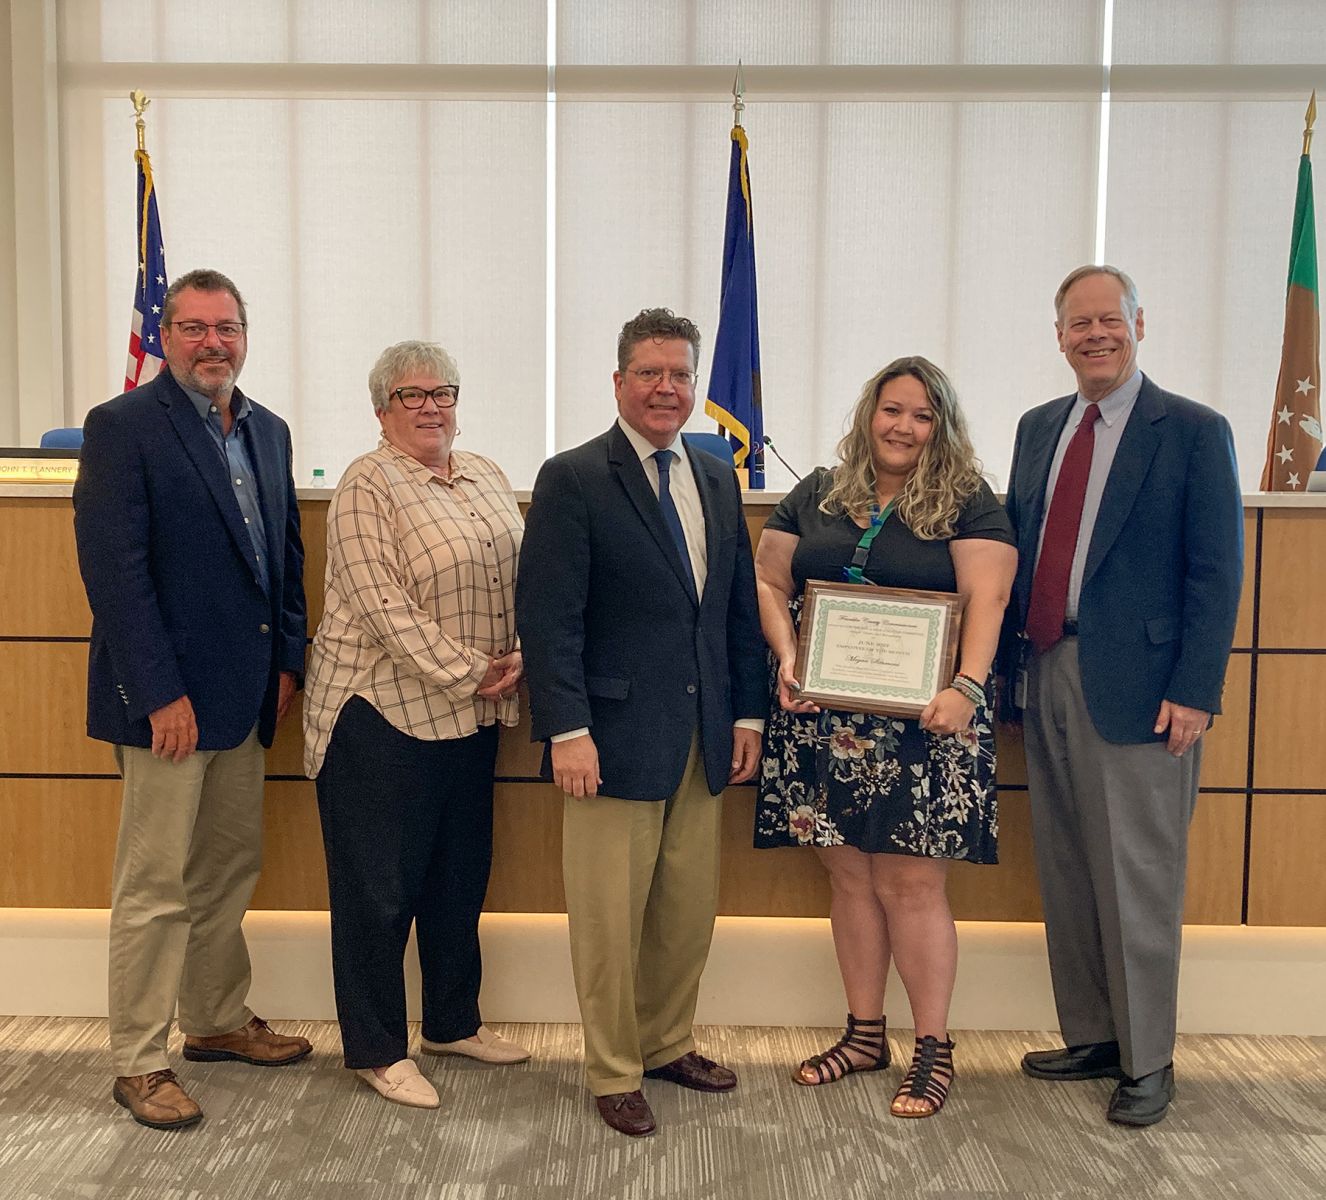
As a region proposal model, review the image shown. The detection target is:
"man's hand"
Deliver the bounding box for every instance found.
[552,733,601,798]
[729,726,762,784]
[276,671,298,724]
[149,695,198,763]
[1154,699,1209,757]
[477,650,524,700]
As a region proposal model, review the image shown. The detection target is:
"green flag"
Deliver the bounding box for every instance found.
[1262,107,1322,491]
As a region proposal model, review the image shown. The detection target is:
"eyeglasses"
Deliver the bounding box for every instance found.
[391,385,460,409]
[168,320,247,342]
[626,367,697,389]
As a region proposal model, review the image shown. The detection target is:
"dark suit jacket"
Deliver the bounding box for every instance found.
[73,369,307,750]
[516,424,767,800]
[1004,374,1243,744]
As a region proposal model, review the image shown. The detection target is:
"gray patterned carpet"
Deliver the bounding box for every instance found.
[0,1018,1323,1199]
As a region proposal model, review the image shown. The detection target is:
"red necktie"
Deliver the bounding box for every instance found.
[1025,403,1100,653]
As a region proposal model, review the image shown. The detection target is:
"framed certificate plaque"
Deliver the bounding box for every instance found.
[793,581,966,718]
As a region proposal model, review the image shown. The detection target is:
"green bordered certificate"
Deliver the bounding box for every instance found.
[793,581,965,718]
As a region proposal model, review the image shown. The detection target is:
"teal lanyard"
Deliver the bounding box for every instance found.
[844,499,895,584]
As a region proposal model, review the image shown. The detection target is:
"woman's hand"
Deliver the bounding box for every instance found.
[919,687,976,736]
[777,657,821,714]
[477,649,523,700]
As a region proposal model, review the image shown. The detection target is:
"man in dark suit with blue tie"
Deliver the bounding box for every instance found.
[1004,265,1243,1126]
[74,269,310,1130]
[516,308,767,1136]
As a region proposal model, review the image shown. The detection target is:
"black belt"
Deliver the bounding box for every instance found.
[1061,620,1079,636]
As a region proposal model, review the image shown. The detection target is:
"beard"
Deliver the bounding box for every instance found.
[180,349,243,398]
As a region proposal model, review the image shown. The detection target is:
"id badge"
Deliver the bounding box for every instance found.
[1013,665,1028,710]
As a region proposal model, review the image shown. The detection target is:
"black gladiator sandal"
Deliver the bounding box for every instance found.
[890,1034,955,1118]
[793,1014,890,1086]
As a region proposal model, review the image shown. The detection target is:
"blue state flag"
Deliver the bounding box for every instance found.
[705,125,765,488]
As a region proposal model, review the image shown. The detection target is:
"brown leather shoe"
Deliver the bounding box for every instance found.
[595,1090,656,1136]
[644,1050,738,1092]
[182,1016,312,1066]
[113,1069,203,1130]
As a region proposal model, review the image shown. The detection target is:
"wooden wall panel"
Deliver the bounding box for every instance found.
[1202,652,1250,791]
[0,498,91,637]
[718,793,832,917]
[251,781,328,910]
[0,642,113,774]
[1247,796,1326,926]
[486,783,566,913]
[1259,510,1326,648]
[1234,513,1256,649]
[299,503,327,635]
[0,495,1308,926]
[0,778,121,906]
[1184,793,1247,926]
[1253,655,1326,790]
[949,792,1043,922]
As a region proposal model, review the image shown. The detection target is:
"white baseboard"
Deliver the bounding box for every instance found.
[1,909,1322,1035]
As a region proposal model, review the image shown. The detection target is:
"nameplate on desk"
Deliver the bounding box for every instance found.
[794,580,965,718]
[0,455,79,483]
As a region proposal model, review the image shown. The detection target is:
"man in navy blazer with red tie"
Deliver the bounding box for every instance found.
[1003,266,1242,1126]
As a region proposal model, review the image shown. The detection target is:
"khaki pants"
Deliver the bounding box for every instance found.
[561,737,723,1096]
[109,729,265,1076]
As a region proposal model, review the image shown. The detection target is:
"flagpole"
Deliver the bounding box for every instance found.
[131,88,149,152]
[123,90,168,392]
[732,61,744,129]
[1304,90,1316,157]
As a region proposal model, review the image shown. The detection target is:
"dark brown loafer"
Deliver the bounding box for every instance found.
[595,1090,656,1136]
[643,1051,737,1092]
[113,1069,203,1130]
[183,1016,312,1066]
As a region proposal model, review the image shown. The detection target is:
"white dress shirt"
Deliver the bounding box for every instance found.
[551,418,762,744]
[1034,369,1142,620]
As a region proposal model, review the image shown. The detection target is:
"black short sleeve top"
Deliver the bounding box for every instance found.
[765,466,1015,594]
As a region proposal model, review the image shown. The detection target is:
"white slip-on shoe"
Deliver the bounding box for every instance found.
[354,1059,440,1108]
[420,1025,531,1065]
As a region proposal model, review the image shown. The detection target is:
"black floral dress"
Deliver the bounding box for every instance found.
[754,469,1014,863]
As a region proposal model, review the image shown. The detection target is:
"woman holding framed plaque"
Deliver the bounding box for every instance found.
[753,356,1017,1118]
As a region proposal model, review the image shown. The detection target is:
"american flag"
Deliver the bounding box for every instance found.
[124,148,168,391]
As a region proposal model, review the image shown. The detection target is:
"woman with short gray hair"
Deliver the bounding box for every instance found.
[304,340,528,1109]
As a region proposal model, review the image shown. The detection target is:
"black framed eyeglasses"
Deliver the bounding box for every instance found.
[391,385,460,409]
[169,320,247,342]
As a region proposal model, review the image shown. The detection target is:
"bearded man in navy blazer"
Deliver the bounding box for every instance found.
[1004,265,1242,1127]
[517,308,766,1137]
[74,269,310,1131]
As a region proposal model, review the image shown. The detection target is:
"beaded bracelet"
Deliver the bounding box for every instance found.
[951,673,986,706]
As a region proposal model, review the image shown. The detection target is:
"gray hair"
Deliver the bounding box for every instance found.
[162,268,248,327]
[1054,264,1140,321]
[368,341,460,413]
[617,308,702,373]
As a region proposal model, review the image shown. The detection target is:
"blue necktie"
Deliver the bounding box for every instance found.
[653,449,697,598]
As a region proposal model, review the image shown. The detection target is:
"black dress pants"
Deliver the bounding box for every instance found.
[316,696,499,1069]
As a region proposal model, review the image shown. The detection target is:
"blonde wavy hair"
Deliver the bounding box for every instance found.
[820,356,984,541]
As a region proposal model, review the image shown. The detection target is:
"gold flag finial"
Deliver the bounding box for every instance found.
[1304,90,1317,157]
[732,61,745,129]
[130,90,150,153]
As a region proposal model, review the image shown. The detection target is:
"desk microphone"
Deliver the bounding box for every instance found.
[763,436,802,481]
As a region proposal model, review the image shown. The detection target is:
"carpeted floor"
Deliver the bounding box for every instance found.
[0,1018,1322,1199]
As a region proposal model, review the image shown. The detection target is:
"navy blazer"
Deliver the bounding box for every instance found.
[516,425,767,800]
[73,369,307,750]
[1004,374,1243,744]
